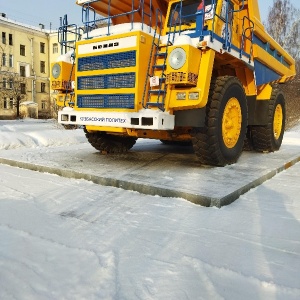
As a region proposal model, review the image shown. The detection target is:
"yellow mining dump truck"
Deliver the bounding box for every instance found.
[55,0,296,166]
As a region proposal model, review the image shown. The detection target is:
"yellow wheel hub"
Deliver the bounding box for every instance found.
[222,97,242,148]
[273,104,283,140]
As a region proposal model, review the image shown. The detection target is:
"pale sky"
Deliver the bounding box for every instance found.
[1,0,300,30]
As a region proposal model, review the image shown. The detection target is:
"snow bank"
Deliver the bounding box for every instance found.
[289,122,300,133]
[0,119,86,150]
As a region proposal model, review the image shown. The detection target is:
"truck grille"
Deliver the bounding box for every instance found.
[78,51,136,71]
[78,73,135,90]
[77,94,135,109]
[77,50,136,109]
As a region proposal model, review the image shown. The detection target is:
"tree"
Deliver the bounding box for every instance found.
[265,0,300,129]
[265,0,300,63]
[0,71,27,118]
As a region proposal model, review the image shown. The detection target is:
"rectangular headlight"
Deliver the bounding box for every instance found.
[61,114,69,122]
[176,92,186,100]
[188,92,199,100]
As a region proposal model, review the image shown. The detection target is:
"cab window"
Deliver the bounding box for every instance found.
[168,0,217,26]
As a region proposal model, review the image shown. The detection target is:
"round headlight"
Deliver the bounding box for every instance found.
[52,63,61,79]
[168,48,186,70]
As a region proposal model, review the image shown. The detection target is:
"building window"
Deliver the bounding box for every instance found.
[20,65,26,77]
[41,101,47,110]
[2,53,6,66]
[9,54,13,67]
[41,82,46,93]
[40,61,45,73]
[2,78,6,88]
[2,32,6,44]
[9,79,13,89]
[53,43,58,54]
[40,42,45,53]
[20,44,26,56]
[9,34,13,46]
[20,83,26,94]
[4,98,13,109]
[3,98,7,109]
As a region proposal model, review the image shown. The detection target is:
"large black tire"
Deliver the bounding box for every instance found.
[160,140,192,146]
[243,127,254,151]
[191,76,248,166]
[84,129,137,153]
[250,87,285,152]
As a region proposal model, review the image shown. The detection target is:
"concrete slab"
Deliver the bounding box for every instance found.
[0,131,299,207]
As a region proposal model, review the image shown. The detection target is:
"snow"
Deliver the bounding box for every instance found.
[0,15,50,33]
[87,23,155,38]
[20,101,38,106]
[0,119,85,150]
[0,118,300,299]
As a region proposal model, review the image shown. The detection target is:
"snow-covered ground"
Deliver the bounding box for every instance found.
[0,119,85,150]
[0,119,300,300]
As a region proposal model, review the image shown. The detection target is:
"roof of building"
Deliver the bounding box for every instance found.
[0,14,52,34]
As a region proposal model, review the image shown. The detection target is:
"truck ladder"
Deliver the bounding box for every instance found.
[142,4,181,110]
[142,9,168,110]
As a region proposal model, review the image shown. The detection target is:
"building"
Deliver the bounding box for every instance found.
[0,14,63,119]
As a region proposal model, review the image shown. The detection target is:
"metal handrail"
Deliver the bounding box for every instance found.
[58,15,83,54]
[82,0,154,38]
[241,15,254,62]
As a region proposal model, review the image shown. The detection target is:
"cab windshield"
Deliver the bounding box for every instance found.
[168,0,215,27]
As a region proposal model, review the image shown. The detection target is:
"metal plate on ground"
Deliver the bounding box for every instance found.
[0,132,299,207]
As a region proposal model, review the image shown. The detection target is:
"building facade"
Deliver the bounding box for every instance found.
[0,14,62,119]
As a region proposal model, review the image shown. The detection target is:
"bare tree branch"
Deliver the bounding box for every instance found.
[265,0,300,63]
[0,71,27,118]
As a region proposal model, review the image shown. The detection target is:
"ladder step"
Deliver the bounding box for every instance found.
[155,52,167,57]
[149,89,166,94]
[148,74,166,80]
[146,102,165,107]
[152,64,166,69]
[159,42,172,47]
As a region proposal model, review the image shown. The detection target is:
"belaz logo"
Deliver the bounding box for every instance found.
[93,42,119,50]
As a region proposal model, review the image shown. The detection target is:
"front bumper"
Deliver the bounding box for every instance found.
[58,107,175,130]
